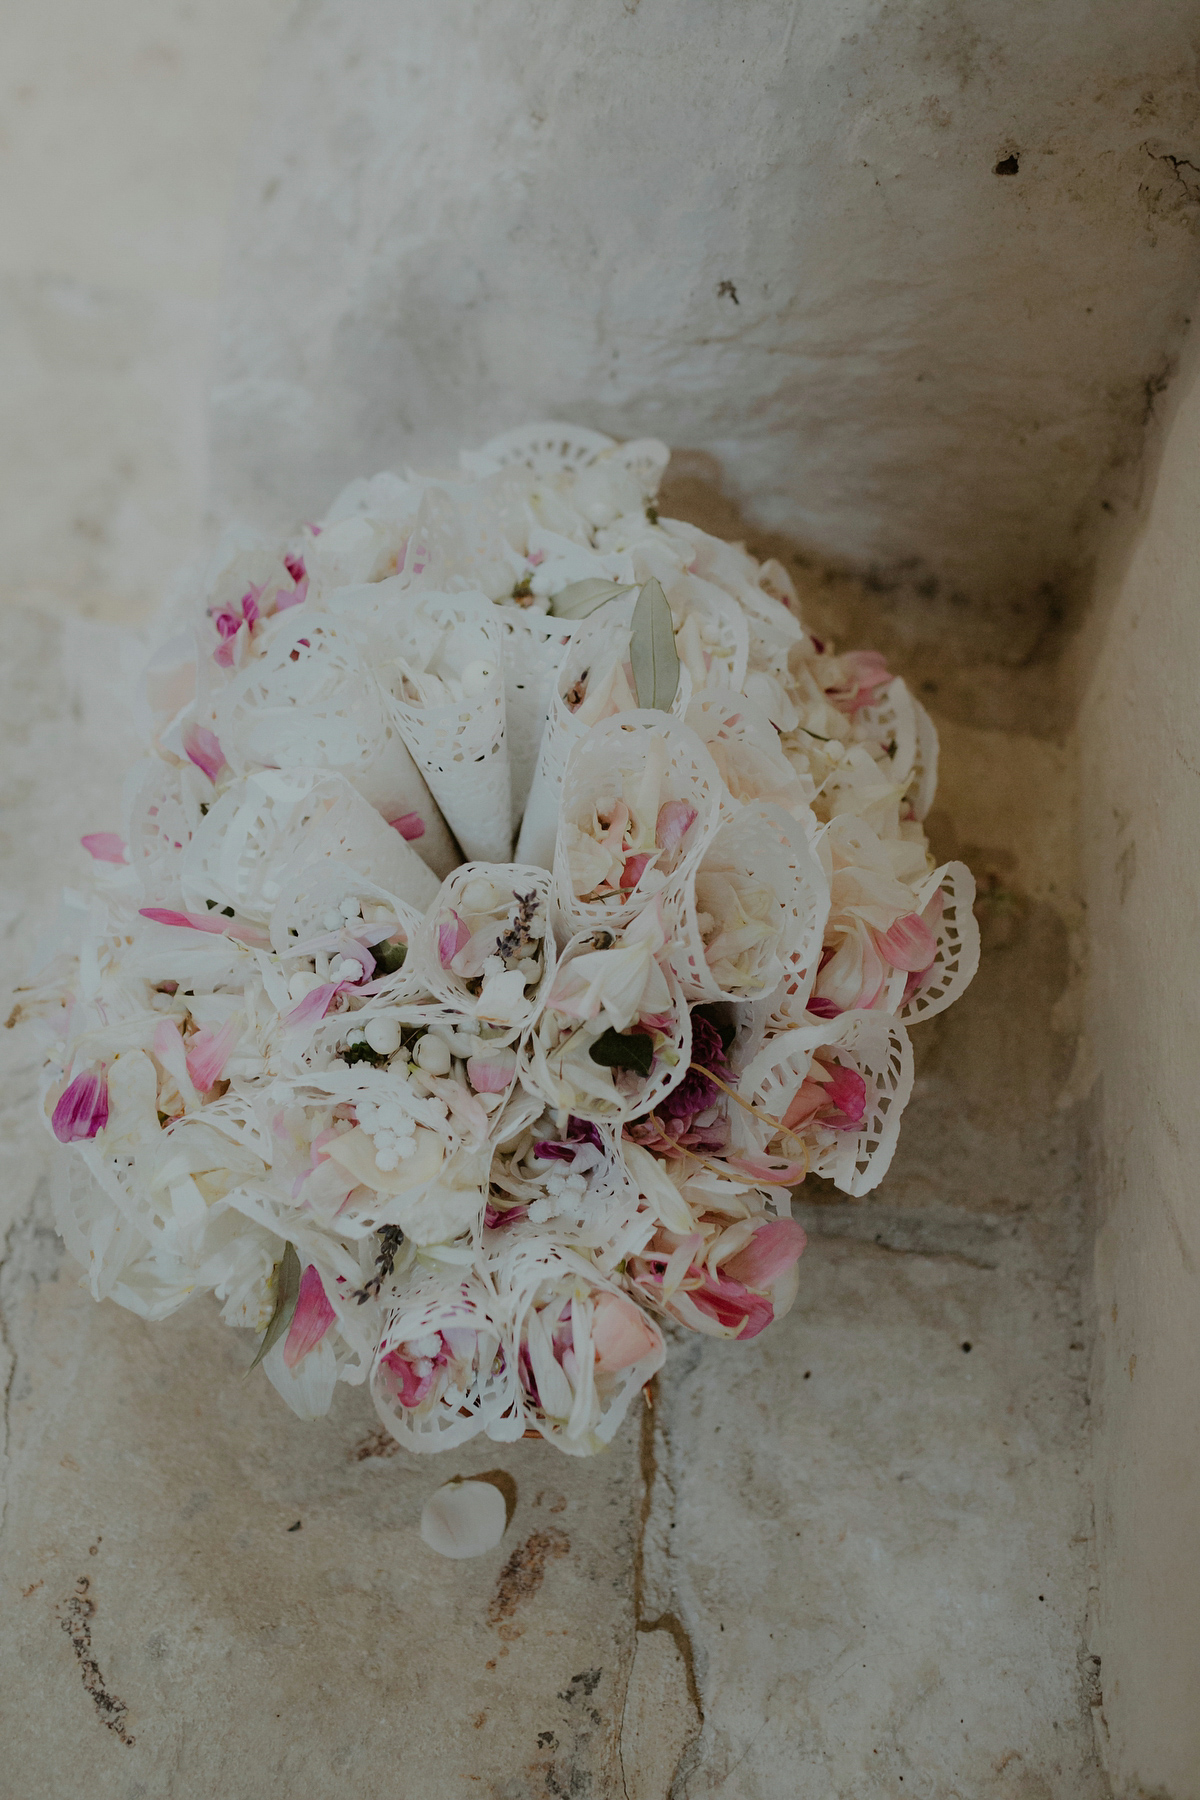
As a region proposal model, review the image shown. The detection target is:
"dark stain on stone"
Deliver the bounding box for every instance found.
[348,1424,401,1461]
[487,1527,570,1625]
[57,1576,135,1746]
[993,153,1020,175]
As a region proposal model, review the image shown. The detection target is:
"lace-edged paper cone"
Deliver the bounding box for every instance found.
[384,594,513,863]
[482,1118,652,1277]
[497,608,580,834]
[211,610,458,878]
[515,598,693,871]
[268,860,430,1004]
[663,801,830,1003]
[735,1012,915,1196]
[372,1274,522,1452]
[890,860,979,1024]
[180,770,439,920]
[520,929,693,1126]
[422,862,557,1043]
[489,1237,665,1454]
[552,714,724,940]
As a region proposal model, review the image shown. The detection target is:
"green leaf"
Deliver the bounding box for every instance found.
[372,937,408,976]
[629,578,679,711]
[548,578,635,621]
[589,1027,654,1077]
[247,1241,302,1374]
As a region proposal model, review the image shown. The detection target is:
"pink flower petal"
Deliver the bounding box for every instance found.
[282,982,343,1030]
[186,1017,240,1091]
[389,811,426,841]
[274,575,308,611]
[81,832,126,864]
[722,1218,808,1289]
[875,912,938,973]
[591,1292,661,1372]
[725,1152,808,1186]
[182,723,227,784]
[466,1051,516,1093]
[620,852,651,890]
[138,907,268,947]
[213,610,241,640]
[51,1068,109,1143]
[283,1264,338,1368]
[656,800,697,854]
[438,910,471,968]
[283,553,306,584]
[805,996,842,1019]
[823,1063,868,1130]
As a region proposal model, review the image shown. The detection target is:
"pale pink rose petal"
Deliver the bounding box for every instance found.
[466,1051,516,1093]
[81,832,126,864]
[51,1068,109,1143]
[438,910,471,968]
[620,852,652,890]
[655,800,697,854]
[875,911,938,973]
[722,1218,808,1289]
[282,982,343,1030]
[186,1017,240,1092]
[138,907,268,947]
[388,811,426,841]
[591,1292,661,1373]
[275,574,308,610]
[726,1152,808,1186]
[283,1264,338,1368]
[182,723,227,784]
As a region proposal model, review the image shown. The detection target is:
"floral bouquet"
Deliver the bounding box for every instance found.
[25,423,978,1458]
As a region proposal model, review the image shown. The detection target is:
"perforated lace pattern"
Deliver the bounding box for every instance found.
[126,760,208,903]
[895,860,980,1024]
[854,677,919,793]
[420,860,556,1040]
[385,596,512,864]
[372,1274,521,1451]
[552,713,724,939]
[906,695,940,820]
[496,609,579,832]
[469,422,618,477]
[736,1012,915,1195]
[663,801,829,1002]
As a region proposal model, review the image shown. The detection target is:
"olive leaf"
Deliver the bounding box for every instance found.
[589,1027,654,1077]
[629,578,679,711]
[548,578,635,621]
[247,1240,302,1373]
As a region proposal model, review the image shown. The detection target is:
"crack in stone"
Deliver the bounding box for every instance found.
[57,1575,136,1746]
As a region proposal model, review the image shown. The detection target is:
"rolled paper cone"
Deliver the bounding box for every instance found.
[734,1013,915,1197]
[268,859,429,998]
[462,420,618,478]
[422,861,556,1043]
[552,712,724,940]
[489,1237,665,1454]
[514,598,692,872]
[497,607,580,836]
[520,927,693,1126]
[181,769,439,918]
[213,609,459,879]
[385,594,514,864]
[892,860,979,1025]
[662,801,830,1003]
[373,1273,522,1452]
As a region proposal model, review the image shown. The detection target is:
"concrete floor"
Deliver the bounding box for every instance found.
[0,8,1109,1792]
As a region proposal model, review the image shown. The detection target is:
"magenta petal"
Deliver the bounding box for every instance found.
[389,811,426,841]
[81,832,126,864]
[51,1068,109,1143]
[723,1218,808,1289]
[186,1017,240,1092]
[655,800,698,854]
[182,723,227,784]
[876,911,938,973]
[823,1064,868,1130]
[620,852,651,889]
[283,1265,337,1368]
[805,996,842,1020]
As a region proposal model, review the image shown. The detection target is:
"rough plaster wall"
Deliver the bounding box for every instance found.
[1076,331,1200,1799]
[211,0,1200,620]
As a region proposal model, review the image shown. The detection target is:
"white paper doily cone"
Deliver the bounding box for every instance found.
[420,861,557,1041]
[372,1272,522,1452]
[890,859,980,1023]
[384,593,513,864]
